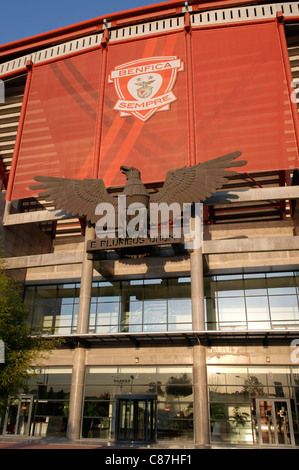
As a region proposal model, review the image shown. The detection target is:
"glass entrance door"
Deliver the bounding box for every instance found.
[256,398,295,446]
[3,396,33,436]
[116,395,157,443]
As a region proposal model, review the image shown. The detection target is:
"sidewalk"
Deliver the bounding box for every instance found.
[0,436,196,450]
[0,437,104,449]
[0,436,295,450]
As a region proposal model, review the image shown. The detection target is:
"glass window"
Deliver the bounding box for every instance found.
[208,366,299,445]
[266,273,296,295]
[217,274,243,280]
[121,280,144,301]
[246,297,270,329]
[204,272,299,331]
[205,298,217,329]
[26,279,193,335]
[157,366,193,385]
[216,279,244,297]
[168,278,191,298]
[269,295,299,320]
[83,366,193,441]
[58,284,79,302]
[23,286,35,307]
[143,322,167,332]
[218,297,246,325]
[120,300,142,332]
[25,284,79,334]
[98,282,121,301]
[204,276,217,298]
[168,299,191,323]
[207,366,248,385]
[244,276,267,296]
[167,323,192,332]
[83,401,110,417]
[85,367,118,383]
[96,302,119,333]
[144,299,167,325]
[91,283,100,303]
[144,279,168,300]
[25,367,72,438]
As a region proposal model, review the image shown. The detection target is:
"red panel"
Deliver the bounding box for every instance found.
[9,21,299,202]
[193,22,299,171]
[10,49,102,200]
[99,32,188,187]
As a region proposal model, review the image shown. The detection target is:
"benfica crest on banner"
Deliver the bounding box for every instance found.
[108,56,184,122]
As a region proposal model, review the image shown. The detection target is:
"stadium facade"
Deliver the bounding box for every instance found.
[1,0,299,447]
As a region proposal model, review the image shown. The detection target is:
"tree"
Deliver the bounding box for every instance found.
[229,406,250,427]
[243,375,264,396]
[0,254,57,415]
[165,373,192,400]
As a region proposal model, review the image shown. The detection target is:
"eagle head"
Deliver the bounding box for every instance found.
[120,166,141,180]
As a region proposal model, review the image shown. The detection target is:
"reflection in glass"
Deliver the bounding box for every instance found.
[204,272,299,331]
[216,279,244,297]
[244,276,267,296]
[91,278,192,333]
[266,274,296,295]
[246,297,270,328]
[268,296,299,320]
[168,299,191,323]
[83,366,193,442]
[26,278,194,334]
[208,366,298,445]
[20,367,72,438]
[218,297,246,324]
[25,284,80,334]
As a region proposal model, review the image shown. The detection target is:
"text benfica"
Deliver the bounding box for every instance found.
[113,60,180,78]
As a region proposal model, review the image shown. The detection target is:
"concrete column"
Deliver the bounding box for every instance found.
[67,345,86,441]
[193,345,210,446]
[190,248,205,330]
[76,224,95,335]
[67,224,95,441]
[190,248,209,446]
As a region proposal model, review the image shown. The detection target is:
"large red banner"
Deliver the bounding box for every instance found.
[7,21,299,201]
[192,22,298,171]
[10,49,102,200]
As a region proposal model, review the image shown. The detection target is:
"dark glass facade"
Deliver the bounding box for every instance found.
[83,366,193,441]
[25,278,192,334]
[25,272,299,334]
[205,272,299,330]
[208,365,299,445]
[2,368,72,437]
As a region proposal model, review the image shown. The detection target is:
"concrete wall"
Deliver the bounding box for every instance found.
[1,195,53,281]
[43,343,296,368]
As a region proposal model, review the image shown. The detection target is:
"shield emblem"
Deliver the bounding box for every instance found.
[108,56,184,122]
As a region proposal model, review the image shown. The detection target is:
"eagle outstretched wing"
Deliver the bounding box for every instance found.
[30,151,246,226]
[150,151,246,206]
[30,176,118,224]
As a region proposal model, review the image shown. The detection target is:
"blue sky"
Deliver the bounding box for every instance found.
[1,0,168,46]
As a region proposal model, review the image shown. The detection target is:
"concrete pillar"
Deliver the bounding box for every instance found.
[190,248,209,446]
[67,225,95,441]
[67,345,86,441]
[190,248,205,331]
[76,225,95,335]
[193,345,210,446]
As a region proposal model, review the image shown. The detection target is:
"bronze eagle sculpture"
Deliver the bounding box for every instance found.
[30,151,246,224]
